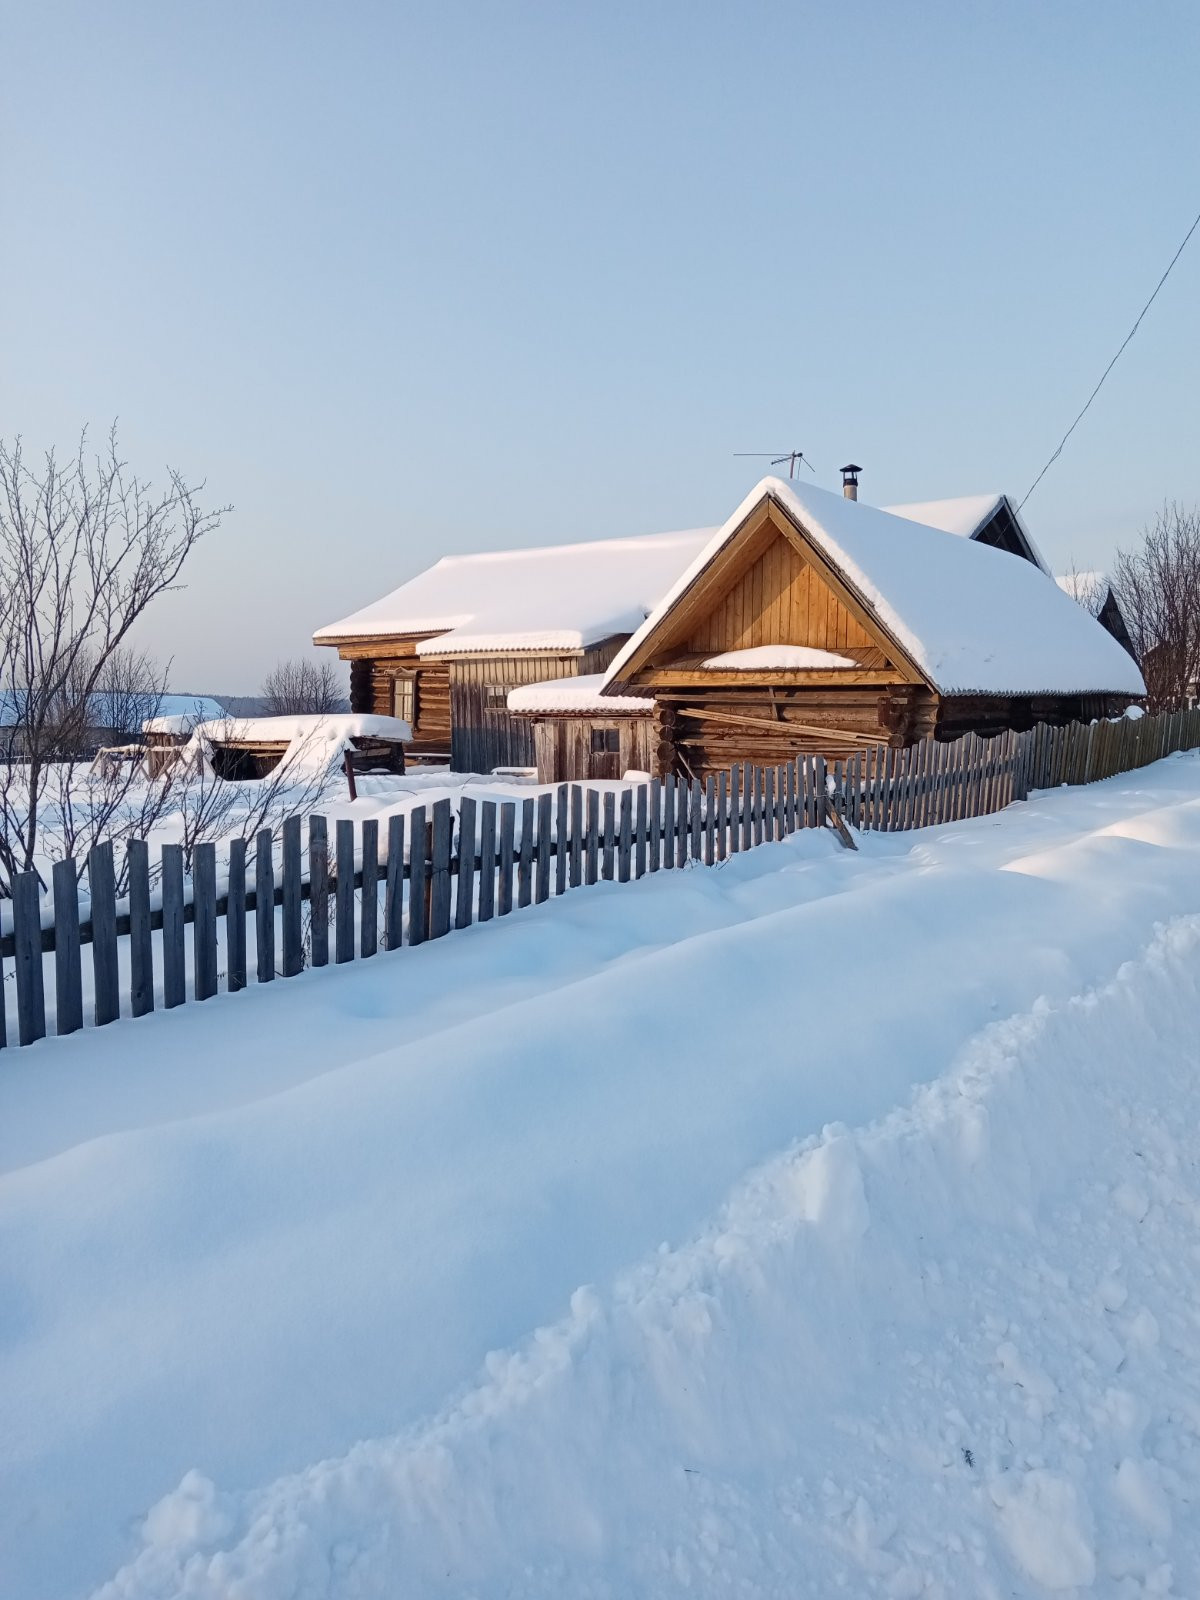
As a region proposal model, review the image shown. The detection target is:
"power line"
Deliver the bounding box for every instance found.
[1019,204,1200,511]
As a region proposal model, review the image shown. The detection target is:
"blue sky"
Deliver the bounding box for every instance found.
[3,1,1198,691]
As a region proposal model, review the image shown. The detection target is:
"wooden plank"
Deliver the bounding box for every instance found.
[704,775,716,864]
[220,835,246,994]
[584,789,600,884]
[617,788,633,882]
[603,788,619,880]
[383,813,405,949]
[717,769,728,857]
[127,839,155,1014]
[162,843,187,1005]
[763,766,775,843]
[308,817,329,967]
[677,774,689,867]
[752,765,764,846]
[360,817,379,956]
[784,760,796,833]
[497,801,515,915]
[13,872,46,1045]
[815,755,828,827]
[741,764,753,851]
[281,814,304,976]
[679,703,881,743]
[555,784,569,897]
[517,796,535,907]
[89,842,120,1026]
[409,804,429,940]
[53,857,84,1036]
[431,799,453,935]
[689,779,702,861]
[729,766,741,852]
[535,791,553,903]
[476,803,495,923]
[456,797,477,928]
[662,773,675,869]
[570,785,584,888]
[634,783,648,877]
[256,831,277,981]
[192,841,218,1001]
[0,931,6,1048]
[334,819,356,961]
[647,777,661,871]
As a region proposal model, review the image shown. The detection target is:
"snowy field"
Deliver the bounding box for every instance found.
[3,753,1200,1597]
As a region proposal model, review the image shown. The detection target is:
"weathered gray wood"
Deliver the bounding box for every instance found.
[815,756,828,827]
[717,769,729,857]
[162,843,187,1005]
[763,767,776,842]
[430,800,453,935]
[752,765,764,846]
[89,842,120,1026]
[676,776,688,868]
[784,761,796,833]
[13,872,46,1045]
[516,797,535,908]
[193,841,218,1001]
[282,814,304,976]
[408,804,428,942]
[497,801,515,916]
[647,778,661,871]
[617,788,633,882]
[704,776,716,864]
[308,817,329,967]
[226,836,247,991]
[741,764,753,851]
[689,779,702,861]
[456,797,477,927]
[661,774,675,869]
[569,785,584,888]
[256,832,276,982]
[385,814,405,947]
[0,933,6,1048]
[729,765,741,852]
[634,784,648,877]
[585,788,600,885]
[555,785,569,897]
[332,820,353,962]
[477,802,496,922]
[535,791,553,903]
[601,790,616,880]
[360,817,379,957]
[53,857,84,1036]
[127,839,154,1015]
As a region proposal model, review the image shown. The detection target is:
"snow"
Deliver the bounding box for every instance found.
[191,712,410,745]
[3,751,1200,1597]
[313,528,716,653]
[884,492,1052,575]
[701,644,857,670]
[506,672,654,714]
[606,477,1146,698]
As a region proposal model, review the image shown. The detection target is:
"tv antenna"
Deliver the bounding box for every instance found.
[733,450,816,479]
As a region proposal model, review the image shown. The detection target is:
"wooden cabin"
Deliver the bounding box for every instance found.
[507,675,655,783]
[593,478,1145,780]
[313,530,711,772]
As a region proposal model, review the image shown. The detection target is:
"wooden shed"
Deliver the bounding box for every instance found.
[314,529,711,773]
[600,478,1146,779]
[506,675,655,783]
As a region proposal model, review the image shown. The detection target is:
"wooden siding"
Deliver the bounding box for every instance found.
[531,715,654,784]
[445,653,582,772]
[340,641,450,759]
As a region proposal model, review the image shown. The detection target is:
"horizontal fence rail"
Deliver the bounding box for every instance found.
[1,707,1197,1050]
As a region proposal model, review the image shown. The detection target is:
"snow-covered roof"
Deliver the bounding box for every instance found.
[1,689,225,730]
[506,673,654,716]
[701,645,857,671]
[314,529,716,655]
[142,697,227,736]
[1055,571,1109,601]
[884,493,1051,576]
[604,478,1146,700]
[194,713,411,745]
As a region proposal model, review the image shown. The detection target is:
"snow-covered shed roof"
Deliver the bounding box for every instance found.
[507,673,654,716]
[884,493,1050,575]
[314,529,717,656]
[603,478,1146,700]
[141,696,227,735]
[193,713,411,745]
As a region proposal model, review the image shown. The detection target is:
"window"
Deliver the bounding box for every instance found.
[392,673,416,726]
[484,683,510,713]
[590,727,620,753]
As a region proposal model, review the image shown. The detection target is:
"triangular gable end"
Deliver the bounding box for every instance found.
[607,492,928,689]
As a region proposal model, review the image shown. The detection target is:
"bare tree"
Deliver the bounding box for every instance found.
[1059,564,1107,619]
[1111,503,1200,713]
[0,425,228,891]
[261,657,346,715]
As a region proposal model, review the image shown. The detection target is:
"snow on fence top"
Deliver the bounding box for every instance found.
[506,673,654,716]
[883,492,1051,574]
[603,477,1147,700]
[313,528,716,654]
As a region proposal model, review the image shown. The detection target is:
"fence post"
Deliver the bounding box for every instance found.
[360,817,379,957]
[662,773,675,868]
[193,841,218,1001]
[126,839,155,1016]
[227,836,247,992]
[647,778,661,871]
[634,783,648,877]
[431,800,453,935]
[516,797,535,908]
[601,791,616,881]
[162,843,186,1006]
[385,813,405,947]
[496,802,514,917]
[555,785,569,897]
[617,788,632,882]
[409,804,429,941]
[704,775,716,863]
[457,797,477,928]
[477,802,496,922]
[0,927,6,1049]
[585,789,600,884]
[256,830,276,982]
[335,819,355,961]
[676,777,689,867]
[282,814,304,975]
[87,841,119,1026]
[13,871,45,1046]
[53,857,84,1036]
[308,817,329,968]
[535,791,553,903]
[569,785,584,888]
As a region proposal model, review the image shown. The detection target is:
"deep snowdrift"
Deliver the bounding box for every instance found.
[3,755,1200,1598]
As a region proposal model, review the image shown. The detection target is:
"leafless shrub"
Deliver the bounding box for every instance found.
[261,658,346,715]
[1111,503,1200,712]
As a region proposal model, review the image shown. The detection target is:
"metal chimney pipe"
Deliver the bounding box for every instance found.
[840,464,861,501]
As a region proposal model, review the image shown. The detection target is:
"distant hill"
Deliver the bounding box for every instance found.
[207,694,271,717]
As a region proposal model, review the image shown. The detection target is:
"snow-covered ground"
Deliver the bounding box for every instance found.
[3,753,1200,1598]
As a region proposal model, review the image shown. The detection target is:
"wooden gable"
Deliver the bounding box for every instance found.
[612,497,925,688]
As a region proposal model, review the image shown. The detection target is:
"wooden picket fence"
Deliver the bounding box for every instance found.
[1,707,1197,1050]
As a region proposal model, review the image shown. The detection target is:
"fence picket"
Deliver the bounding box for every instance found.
[282,815,304,976]
[497,802,515,916]
[476,803,495,923]
[308,817,329,968]
[662,774,675,868]
[634,783,648,878]
[647,777,661,871]
[555,785,569,897]
[704,775,716,863]
[728,766,741,853]
[601,791,616,881]
[431,800,454,935]
[163,843,187,1005]
[570,785,584,887]
[53,858,84,1036]
[457,797,477,928]
[408,805,429,939]
[192,842,218,1001]
[536,791,553,903]
[13,872,45,1045]
[618,788,633,882]
[128,839,155,1013]
[256,831,277,981]
[516,796,534,906]
[335,820,356,961]
[89,842,119,1026]
[360,817,379,957]
[385,813,405,949]
[717,769,729,856]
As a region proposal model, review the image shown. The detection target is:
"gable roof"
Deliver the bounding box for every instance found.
[884,493,1050,574]
[603,478,1145,699]
[314,528,716,655]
